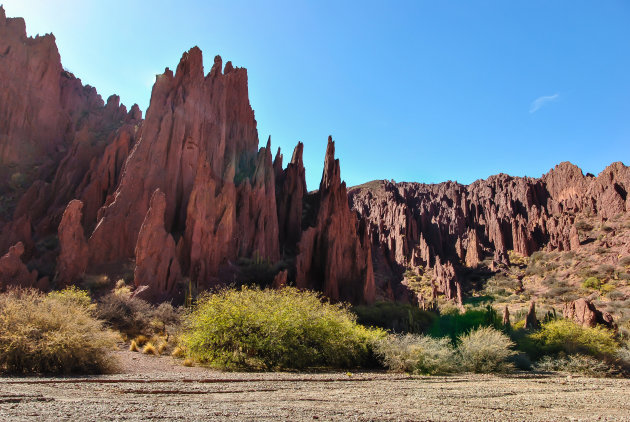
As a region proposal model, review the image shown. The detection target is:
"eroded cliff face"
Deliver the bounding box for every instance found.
[348,162,630,303]
[0,5,140,280]
[295,138,375,304]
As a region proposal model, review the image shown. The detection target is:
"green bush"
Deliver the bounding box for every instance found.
[429,306,502,341]
[375,334,456,375]
[457,326,516,373]
[352,302,435,334]
[0,289,118,374]
[528,319,618,359]
[582,277,601,290]
[180,287,386,370]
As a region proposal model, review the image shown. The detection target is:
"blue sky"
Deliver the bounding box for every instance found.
[4,0,629,190]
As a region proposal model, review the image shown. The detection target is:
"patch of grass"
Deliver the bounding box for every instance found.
[181,287,386,370]
[0,289,118,374]
[142,343,158,355]
[375,334,456,375]
[457,326,516,373]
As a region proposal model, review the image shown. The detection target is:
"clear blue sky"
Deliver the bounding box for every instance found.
[4,0,629,190]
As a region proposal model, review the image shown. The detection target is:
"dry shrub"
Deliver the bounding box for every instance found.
[375,334,456,375]
[534,355,616,377]
[129,340,139,352]
[96,293,181,337]
[457,326,516,373]
[0,289,118,374]
[142,343,158,355]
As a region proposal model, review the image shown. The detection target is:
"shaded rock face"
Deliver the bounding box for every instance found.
[295,138,375,304]
[524,301,540,330]
[57,200,89,286]
[133,190,182,302]
[275,142,307,255]
[0,6,140,285]
[563,298,616,330]
[0,242,37,289]
[349,162,630,303]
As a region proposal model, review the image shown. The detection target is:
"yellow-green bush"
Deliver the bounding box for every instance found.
[0,289,118,374]
[528,319,618,358]
[180,287,386,370]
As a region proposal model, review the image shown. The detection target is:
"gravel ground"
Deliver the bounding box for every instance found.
[0,350,629,421]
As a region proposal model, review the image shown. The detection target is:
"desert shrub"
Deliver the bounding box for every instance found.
[96,293,181,337]
[600,225,614,233]
[529,251,548,265]
[575,220,593,232]
[0,289,118,374]
[180,287,386,370]
[429,306,502,341]
[534,355,615,377]
[457,326,516,373]
[46,286,94,311]
[375,334,456,375]
[620,256,630,267]
[598,264,615,277]
[352,302,435,334]
[528,319,618,359]
[582,277,601,290]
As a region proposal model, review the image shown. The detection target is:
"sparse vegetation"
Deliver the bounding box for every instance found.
[0,289,118,374]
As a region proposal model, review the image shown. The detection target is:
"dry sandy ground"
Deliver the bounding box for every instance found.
[0,350,629,421]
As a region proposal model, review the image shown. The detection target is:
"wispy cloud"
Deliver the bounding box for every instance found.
[529,93,559,113]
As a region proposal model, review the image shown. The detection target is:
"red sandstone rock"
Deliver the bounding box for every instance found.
[0,242,37,289]
[524,301,540,330]
[272,269,288,289]
[57,200,89,286]
[276,142,307,254]
[562,298,616,330]
[133,190,182,302]
[502,305,510,327]
[295,137,375,304]
[89,49,279,288]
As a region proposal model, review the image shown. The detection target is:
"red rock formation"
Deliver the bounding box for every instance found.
[524,301,540,330]
[57,200,89,286]
[502,305,510,327]
[133,190,182,302]
[349,162,629,304]
[89,50,277,272]
[562,298,616,330]
[276,142,307,254]
[0,7,139,283]
[296,137,375,304]
[0,242,37,289]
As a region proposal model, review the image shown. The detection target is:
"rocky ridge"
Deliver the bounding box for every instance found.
[0,7,373,304]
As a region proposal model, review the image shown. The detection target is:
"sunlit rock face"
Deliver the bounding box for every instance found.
[349,162,629,302]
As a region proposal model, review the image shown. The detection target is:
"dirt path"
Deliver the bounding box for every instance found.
[0,350,629,421]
